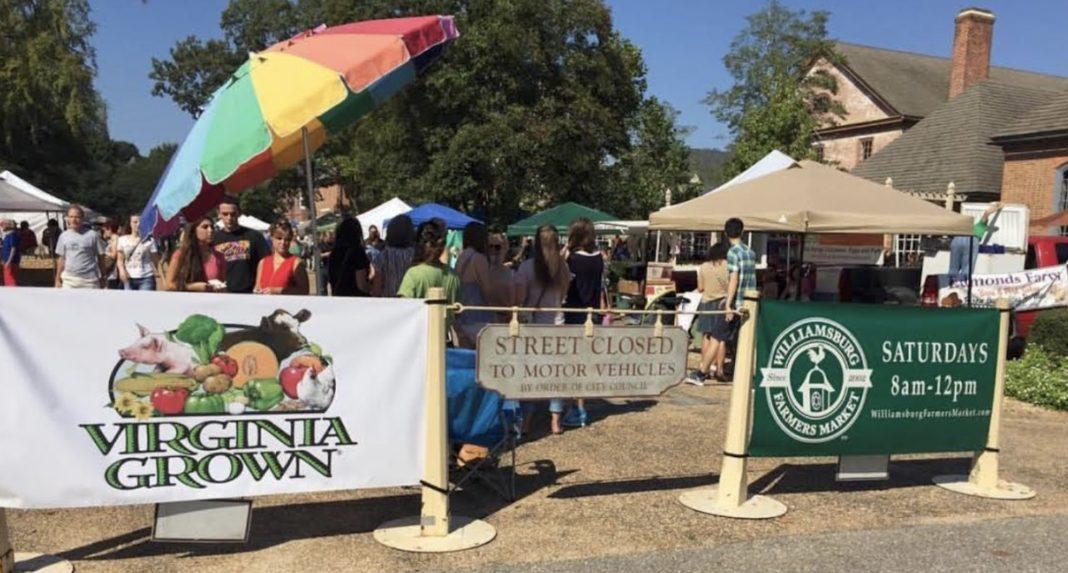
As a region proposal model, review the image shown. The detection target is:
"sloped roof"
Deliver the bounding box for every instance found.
[835,42,1068,118]
[993,91,1068,140]
[852,80,1059,196]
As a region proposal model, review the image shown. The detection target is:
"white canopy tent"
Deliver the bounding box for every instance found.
[704,149,796,195]
[0,171,100,234]
[359,197,411,239]
[0,180,59,212]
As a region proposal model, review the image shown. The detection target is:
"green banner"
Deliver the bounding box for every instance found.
[749,301,999,457]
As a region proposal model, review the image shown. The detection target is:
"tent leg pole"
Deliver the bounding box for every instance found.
[654,231,661,263]
[967,235,974,307]
[302,127,324,296]
[796,233,805,301]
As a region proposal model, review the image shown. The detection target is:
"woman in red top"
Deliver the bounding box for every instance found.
[254,220,309,295]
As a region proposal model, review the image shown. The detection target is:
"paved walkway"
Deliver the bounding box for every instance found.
[455,515,1068,573]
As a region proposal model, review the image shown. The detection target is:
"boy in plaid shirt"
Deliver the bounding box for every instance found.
[724,217,756,323]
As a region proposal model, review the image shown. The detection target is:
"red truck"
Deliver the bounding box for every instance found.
[1016,235,1068,337]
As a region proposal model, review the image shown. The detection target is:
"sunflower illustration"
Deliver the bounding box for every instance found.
[130,402,155,420]
[113,392,140,414]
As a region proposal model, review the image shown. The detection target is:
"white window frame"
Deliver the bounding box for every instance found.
[893,233,923,267]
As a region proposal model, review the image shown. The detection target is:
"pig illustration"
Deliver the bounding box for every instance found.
[119,325,198,376]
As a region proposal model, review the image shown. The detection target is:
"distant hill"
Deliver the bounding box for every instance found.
[688,148,729,189]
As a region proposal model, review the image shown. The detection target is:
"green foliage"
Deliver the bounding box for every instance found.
[149,0,693,227]
[704,0,843,177]
[688,148,729,190]
[174,314,225,364]
[1005,346,1068,411]
[92,144,177,219]
[0,0,112,196]
[1028,308,1068,359]
[608,98,701,216]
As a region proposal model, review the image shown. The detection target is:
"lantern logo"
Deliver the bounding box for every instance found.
[760,317,872,443]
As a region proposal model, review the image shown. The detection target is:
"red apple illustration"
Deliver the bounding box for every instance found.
[280,365,309,399]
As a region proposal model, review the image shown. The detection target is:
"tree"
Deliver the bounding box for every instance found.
[94,144,178,218]
[0,0,112,196]
[150,0,693,227]
[704,0,843,177]
[609,98,699,216]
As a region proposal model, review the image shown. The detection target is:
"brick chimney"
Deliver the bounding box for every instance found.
[948,8,995,99]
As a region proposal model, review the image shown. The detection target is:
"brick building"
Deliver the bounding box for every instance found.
[809,8,1068,180]
[991,96,1068,234]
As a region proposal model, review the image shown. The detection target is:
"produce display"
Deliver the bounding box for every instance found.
[110,310,335,419]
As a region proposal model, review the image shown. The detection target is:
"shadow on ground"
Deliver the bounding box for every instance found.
[750,456,974,495]
[60,459,572,561]
[549,472,720,499]
[547,456,974,500]
[515,399,658,446]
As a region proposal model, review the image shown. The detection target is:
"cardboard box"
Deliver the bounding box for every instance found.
[617,279,642,295]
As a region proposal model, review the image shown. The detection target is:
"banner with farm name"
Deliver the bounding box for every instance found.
[750,301,999,457]
[0,289,427,508]
[938,264,1068,310]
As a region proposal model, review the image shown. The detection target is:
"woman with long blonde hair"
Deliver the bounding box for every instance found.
[514,224,571,433]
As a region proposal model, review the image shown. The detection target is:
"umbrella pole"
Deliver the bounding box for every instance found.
[796,233,806,301]
[302,127,325,296]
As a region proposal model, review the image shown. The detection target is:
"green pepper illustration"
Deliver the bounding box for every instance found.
[183,393,226,414]
[245,378,284,411]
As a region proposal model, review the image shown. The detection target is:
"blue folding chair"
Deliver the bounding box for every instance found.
[446,348,518,501]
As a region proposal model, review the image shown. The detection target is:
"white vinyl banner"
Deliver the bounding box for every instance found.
[0,289,427,508]
[938,264,1068,310]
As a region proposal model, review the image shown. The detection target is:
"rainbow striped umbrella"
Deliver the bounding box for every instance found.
[140,15,459,237]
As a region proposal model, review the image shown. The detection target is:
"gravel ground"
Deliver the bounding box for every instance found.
[8,385,1067,572]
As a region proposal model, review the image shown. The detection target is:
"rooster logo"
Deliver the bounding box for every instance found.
[798,345,834,414]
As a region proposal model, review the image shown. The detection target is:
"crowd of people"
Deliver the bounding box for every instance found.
[1,196,755,437]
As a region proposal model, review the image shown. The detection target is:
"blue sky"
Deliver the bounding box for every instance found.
[90,0,1068,154]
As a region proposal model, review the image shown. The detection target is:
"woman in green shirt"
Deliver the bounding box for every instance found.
[398,219,460,303]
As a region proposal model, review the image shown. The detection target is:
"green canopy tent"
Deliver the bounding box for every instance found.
[506,202,618,237]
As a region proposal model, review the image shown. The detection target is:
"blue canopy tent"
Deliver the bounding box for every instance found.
[389,203,481,230]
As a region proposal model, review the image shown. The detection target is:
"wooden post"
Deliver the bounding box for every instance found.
[1,509,13,573]
[420,286,450,537]
[933,299,1035,499]
[679,290,786,519]
[716,291,761,508]
[373,289,496,551]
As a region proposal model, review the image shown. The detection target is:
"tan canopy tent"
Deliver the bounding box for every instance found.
[649,160,974,235]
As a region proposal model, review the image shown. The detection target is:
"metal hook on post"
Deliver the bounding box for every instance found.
[509,307,520,337]
[584,308,594,337]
